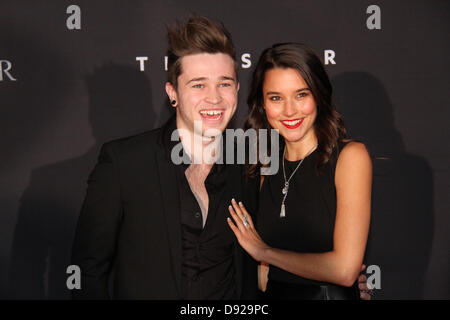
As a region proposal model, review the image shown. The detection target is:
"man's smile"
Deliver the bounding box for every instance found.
[199,109,225,121]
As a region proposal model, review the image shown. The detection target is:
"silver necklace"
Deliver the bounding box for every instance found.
[280,144,318,218]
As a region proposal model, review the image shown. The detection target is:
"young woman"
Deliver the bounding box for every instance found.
[227,43,372,299]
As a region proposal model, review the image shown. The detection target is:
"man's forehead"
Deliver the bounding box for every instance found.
[179,53,236,80]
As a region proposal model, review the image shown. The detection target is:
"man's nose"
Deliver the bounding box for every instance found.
[205,86,222,104]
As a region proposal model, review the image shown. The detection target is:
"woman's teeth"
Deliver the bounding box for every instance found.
[282,119,301,125]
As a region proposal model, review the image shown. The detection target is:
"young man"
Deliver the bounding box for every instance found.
[71,16,371,299]
[71,16,259,299]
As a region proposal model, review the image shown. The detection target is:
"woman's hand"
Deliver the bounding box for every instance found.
[227,198,270,262]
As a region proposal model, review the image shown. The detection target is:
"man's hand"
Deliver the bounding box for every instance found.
[358,264,373,300]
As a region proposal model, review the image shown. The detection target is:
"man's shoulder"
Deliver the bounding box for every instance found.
[102,127,164,156]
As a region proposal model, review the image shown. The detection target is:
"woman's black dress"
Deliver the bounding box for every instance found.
[258,143,360,300]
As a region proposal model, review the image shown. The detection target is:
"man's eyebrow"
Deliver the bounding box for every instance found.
[220,76,236,82]
[186,77,208,84]
[186,76,236,85]
[265,87,310,95]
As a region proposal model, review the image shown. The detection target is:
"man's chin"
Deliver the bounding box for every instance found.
[201,132,223,142]
[202,123,227,136]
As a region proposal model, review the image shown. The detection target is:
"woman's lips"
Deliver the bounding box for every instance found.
[281,118,304,129]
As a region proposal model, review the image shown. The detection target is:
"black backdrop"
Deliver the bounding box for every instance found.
[1,0,449,299]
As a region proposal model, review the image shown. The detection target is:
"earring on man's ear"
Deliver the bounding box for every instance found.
[171,100,176,106]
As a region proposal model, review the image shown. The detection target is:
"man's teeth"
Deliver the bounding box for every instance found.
[283,119,301,125]
[200,110,223,116]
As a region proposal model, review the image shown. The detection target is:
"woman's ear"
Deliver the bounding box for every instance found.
[165,82,178,107]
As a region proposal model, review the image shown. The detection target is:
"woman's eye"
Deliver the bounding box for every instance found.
[297,92,308,98]
[269,96,281,101]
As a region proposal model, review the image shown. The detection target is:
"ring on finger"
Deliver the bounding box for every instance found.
[242,215,249,228]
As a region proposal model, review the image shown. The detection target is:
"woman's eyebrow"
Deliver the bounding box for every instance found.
[265,87,310,95]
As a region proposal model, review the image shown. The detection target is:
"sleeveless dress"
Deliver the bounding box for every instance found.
[258,142,360,300]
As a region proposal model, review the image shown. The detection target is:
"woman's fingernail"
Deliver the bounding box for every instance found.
[232,198,236,203]
[239,201,243,206]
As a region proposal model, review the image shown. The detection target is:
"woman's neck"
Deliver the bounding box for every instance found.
[284,132,318,161]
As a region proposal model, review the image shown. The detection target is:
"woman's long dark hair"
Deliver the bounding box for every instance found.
[245,43,348,177]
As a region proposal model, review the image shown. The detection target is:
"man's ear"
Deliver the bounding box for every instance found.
[165,82,178,107]
[236,81,240,93]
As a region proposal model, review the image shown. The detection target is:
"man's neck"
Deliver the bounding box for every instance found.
[177,128,222,166]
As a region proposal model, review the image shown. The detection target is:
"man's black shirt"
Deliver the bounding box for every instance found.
[165,119,239,299]
[178,162,237,299]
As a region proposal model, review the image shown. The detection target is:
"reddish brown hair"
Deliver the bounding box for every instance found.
[166,16,238,89]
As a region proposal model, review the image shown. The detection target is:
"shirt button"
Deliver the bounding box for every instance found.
[194,212,201,219]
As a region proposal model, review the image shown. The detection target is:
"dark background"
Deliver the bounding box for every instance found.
[0,0,448,299]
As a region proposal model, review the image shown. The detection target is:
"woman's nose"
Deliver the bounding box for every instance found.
[283,99,297,117]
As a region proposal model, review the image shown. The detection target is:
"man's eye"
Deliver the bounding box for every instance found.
[220,83,231,87]
[193,84,204,88]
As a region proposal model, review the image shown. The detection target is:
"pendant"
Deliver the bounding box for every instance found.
[280,203,286,218]
[282,182,289,195]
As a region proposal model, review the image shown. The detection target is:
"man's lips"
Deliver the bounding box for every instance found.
[199,109,225,121]
[281,118,304,129]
